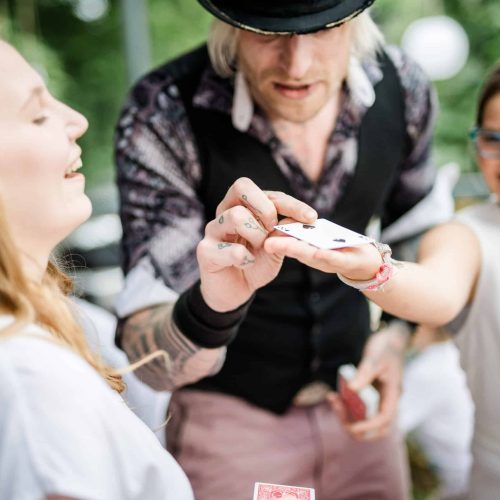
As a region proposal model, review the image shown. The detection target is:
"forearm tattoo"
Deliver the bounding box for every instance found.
[121,303,225,391]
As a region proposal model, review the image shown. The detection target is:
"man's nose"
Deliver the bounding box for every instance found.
[280,35,314,80]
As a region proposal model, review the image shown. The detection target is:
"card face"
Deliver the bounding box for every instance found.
[274,219,373,250]
[338,364,380,422]
[253,482,315,500]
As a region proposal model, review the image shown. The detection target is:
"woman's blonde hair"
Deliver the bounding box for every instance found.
[0,206,125,393]
[207,10,385,78]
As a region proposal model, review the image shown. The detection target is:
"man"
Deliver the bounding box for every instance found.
[115,1,439,498]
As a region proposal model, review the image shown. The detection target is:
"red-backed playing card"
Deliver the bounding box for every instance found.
[338,364,380,422]
[253,482,315,500]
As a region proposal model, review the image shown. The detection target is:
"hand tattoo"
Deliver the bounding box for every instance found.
[244,217,266,234]
[241,194,263,214]
[218,242,232,249]
[241,255,256,266]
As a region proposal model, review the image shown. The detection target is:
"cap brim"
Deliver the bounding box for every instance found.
[199,0,375,35]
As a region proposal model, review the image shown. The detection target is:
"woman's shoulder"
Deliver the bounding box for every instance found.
[0,316,116,415]
[0,317,100,382]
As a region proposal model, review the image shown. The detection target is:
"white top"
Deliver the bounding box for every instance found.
[454,201,500,475]
[399,341,474,497]
[72,298,171,447]
[0,316,193,500]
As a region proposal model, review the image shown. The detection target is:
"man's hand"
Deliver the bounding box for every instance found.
[197,177,317,312]
[328,322,410,440]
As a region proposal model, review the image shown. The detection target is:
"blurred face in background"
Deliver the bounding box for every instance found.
[237,23,352,124]
[477,91,500,199]
[0,42,91,268]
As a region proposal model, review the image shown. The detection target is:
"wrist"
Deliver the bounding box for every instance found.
[173,281,254,348]
[199,281,252,313]
[337,242,397,292]
[376,322,411,353]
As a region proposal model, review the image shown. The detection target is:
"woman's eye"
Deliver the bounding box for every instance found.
[33,115,48,125]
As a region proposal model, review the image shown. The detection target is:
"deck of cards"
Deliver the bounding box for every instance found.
[337,364,380,422]
[274,219,373,250]
[253,482,315,499]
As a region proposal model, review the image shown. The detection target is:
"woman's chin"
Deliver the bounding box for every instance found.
[60,196,93,240]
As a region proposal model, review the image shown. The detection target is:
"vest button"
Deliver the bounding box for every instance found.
[311,324,322,336]
[311,356,321,371]
[310,292,321,304]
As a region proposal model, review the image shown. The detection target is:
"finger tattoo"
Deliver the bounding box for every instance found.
[244,217,266,234]
[241,194,263,214]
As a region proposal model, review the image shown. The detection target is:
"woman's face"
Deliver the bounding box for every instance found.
[477,91,500,199]
[0,42,91,263]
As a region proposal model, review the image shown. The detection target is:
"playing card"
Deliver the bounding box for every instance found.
[337,364,379,422]
[274,219,373,250]
[253,482,315,500]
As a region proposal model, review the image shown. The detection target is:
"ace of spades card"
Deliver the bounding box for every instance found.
[274,218,373,250]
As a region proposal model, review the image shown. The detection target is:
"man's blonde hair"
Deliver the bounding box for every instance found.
[207,11,385,78]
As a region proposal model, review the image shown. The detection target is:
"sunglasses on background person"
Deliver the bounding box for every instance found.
[469,127,500,159]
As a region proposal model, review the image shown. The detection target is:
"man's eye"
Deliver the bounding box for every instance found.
[33,115,48,125]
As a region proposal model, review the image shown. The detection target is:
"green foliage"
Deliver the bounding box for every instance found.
[377,0,500,173]
[1,0,499,189]
[149,0,211,65]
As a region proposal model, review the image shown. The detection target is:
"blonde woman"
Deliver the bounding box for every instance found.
[0,40,315,499]
[0,41,195,500]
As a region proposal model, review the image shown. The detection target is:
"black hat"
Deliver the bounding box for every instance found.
[197,0,376,35]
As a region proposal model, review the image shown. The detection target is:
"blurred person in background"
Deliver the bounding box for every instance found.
[115,0,443,498]
[266,65,500,500]
[399,324,474,499]
[0,40,197,500]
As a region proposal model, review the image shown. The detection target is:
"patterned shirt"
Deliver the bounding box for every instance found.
[114,44,438,390]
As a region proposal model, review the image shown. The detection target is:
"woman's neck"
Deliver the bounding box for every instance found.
[20,252,48,283]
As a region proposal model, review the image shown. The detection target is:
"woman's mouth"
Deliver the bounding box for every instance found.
[65,158,83,178]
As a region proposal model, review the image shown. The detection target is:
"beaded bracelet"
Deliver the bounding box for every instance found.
[337,241,396,292]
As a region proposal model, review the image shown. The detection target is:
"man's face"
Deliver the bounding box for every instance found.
[237,24,353,124]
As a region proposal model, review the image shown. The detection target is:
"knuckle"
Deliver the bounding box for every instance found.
[197,238,211,252]
[231,245,247,261]
[228,205,249,223]
[215,201,225,215]
[204,219,216,236]
[234,176,253,194]
[196,239,211,260]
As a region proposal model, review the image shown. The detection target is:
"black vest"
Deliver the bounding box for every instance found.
[169,46,407,414]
